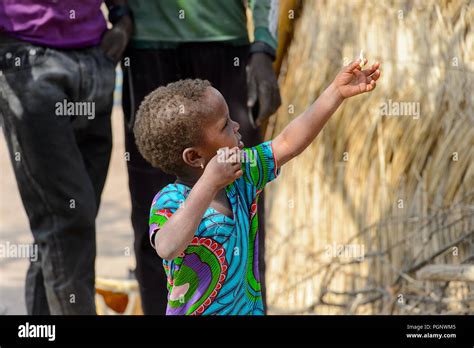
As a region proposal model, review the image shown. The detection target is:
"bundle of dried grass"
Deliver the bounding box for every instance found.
[265,0,473,314]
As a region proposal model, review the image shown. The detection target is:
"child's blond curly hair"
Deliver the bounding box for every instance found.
[134,79,212,175]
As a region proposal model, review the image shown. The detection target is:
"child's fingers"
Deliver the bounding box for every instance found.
[235,169,243,178]
[227,146,240,154]
[370,69,381,82]
[362,62,380,76]
[366,80,377,92]
[230,161,241,170]
[345,59,364,72]
[226,147,241,163]
[365,70,381,86]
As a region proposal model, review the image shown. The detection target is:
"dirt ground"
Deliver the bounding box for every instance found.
[0,105,135,314]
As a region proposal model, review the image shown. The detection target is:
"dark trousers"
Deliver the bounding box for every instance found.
[122,42,267,314]
[0,37,115,314]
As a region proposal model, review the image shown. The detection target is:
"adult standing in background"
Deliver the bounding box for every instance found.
[0,0,131,314]
[123,0,281,314]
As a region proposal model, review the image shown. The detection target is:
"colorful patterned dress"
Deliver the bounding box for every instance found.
[148,141,279,315]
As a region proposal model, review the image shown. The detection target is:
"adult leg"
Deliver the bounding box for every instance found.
[73,47,115,212]
[23,252,50,314]
[0,42,100,314]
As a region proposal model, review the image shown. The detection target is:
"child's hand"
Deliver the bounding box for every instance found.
[202,147,243,191]
[332,59,381,99]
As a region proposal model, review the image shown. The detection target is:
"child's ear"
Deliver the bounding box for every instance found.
[182,147,203,169]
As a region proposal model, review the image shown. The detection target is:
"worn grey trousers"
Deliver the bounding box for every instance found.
[0,36,115,314]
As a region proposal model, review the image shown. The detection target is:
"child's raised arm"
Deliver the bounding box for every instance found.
[272,58,381,168]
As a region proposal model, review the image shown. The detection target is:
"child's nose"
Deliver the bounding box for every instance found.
[232,120,240,132]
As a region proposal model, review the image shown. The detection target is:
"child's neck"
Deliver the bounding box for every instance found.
[175,173,200,188]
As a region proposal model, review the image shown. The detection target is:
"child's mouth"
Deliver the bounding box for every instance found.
[236,134,244,149]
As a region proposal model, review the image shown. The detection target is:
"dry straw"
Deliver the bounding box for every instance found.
[265,0,473,314]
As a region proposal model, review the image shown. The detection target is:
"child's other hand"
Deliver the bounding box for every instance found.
[202,147,243,190]
[333,59,381,99]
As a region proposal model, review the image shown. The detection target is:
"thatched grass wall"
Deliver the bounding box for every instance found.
[265,0,473,314]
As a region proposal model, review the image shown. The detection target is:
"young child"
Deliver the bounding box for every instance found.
[133,58,381,315]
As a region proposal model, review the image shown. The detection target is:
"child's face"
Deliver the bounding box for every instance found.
[200,87,244,160]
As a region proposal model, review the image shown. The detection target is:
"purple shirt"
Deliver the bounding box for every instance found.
[0,0,107,48]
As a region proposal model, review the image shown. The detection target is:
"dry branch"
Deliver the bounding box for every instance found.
[417,264,474,282]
